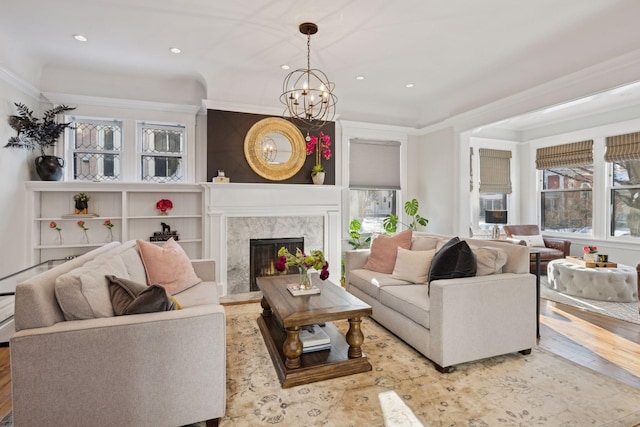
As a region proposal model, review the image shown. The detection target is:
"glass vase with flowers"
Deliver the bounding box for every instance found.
[275,247,329,290]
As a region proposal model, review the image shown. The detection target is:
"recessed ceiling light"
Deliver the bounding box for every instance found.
[356,75,365,81]
[405,83,414,88]
[72,34,88,42]
[169,47,181,54]
[281,64,290,70]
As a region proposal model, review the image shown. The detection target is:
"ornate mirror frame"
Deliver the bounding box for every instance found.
[244,117,306,181]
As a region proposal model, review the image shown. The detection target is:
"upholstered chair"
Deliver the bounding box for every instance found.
[503,224,571,275]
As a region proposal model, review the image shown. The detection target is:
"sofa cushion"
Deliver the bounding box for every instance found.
[363,229,413,274]
[471,246,508,276]
[116,245,148,284]
[106,275,176,316]
[137,238,202,295]
[172,281,220,308]
[348,269,412,300]
[410,235,441,251]
[512,234,546,248]
[55,254,128,320]
[391,247,436,284]
[380,284,430,329]
[428,237,477,288]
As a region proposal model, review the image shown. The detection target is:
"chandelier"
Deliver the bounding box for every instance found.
[281,22,337,132]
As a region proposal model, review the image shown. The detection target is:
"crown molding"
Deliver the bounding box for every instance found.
[202,99,283,116]
[0,65,41,100]
[42,92,202,115]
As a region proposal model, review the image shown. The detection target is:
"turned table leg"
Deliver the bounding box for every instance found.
[283,326,302,369]
[346,317,364,358]
[260,296,271,317]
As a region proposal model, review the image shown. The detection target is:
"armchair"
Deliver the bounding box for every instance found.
[503,225,571,275]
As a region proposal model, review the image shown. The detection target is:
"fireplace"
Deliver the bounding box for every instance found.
[249,237,304,291]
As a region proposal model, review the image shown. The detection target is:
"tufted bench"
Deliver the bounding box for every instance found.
[547,259,638,302]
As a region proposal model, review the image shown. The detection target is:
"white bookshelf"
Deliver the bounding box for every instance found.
[26,182,204,263]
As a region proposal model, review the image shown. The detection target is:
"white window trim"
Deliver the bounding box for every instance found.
[137,121,187,183]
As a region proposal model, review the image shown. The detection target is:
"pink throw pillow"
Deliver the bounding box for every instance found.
[363,229,413,274]
[136,238,202,295]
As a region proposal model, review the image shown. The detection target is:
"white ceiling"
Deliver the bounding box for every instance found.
[2,0,640,129]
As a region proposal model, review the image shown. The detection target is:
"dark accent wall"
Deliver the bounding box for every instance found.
[206,109,335,184]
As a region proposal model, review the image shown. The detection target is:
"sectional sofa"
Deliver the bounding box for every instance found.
[345,231,536,372]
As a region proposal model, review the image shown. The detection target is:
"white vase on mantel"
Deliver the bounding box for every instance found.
[312,172,325,185]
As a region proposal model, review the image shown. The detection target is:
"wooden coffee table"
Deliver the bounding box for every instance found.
[256,274,373,388]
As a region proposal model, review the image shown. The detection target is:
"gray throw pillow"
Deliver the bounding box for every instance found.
[106,275,176,316]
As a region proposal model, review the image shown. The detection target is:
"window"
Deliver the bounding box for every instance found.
[139,123,185,182]
[71,119,122,181]
[606,131,640,237]
[349,139,400,234]
[537,140,593,233]
[473,148,512,232]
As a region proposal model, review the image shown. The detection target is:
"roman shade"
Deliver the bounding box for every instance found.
[536,140,593,169]
[605,131,640,162]
[349,139,401,189]
[479,148,512,194]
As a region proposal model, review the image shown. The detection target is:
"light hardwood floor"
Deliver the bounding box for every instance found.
[1,298,639,421]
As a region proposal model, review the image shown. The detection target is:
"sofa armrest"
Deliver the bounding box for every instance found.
[345,250,370,275]
[543,238,571,256]
[428,273,536,368]
[191,259,216,282]
[10,305,226,425]
[504,237,526,246]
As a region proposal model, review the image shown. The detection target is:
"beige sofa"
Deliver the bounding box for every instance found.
[345,233,536,373]
[10,241,226,427]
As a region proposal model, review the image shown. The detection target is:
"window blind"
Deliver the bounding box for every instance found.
[605,131,640,162]
[536,140,593,169]
[349,139,401,189]
[479,148,512,194]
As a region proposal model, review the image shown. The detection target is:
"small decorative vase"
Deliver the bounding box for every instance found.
[75,200,88,215]
[584,252,596,263]
[299,266,311,290]
[35,155,64,181]
[312,172,325,185]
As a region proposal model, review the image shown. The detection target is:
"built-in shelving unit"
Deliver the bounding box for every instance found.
[26,182,203,263]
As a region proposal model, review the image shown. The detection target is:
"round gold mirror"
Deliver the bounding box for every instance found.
[244,117,306,181]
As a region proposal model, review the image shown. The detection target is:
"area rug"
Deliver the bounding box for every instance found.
[223,303,640,427]
[540,276,640,325]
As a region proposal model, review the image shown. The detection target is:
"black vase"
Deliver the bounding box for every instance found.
[35,156,64,181]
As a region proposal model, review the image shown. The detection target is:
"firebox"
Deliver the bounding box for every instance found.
[249,237,304,292]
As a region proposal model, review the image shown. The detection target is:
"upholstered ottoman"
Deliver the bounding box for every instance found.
[546,259,638,302]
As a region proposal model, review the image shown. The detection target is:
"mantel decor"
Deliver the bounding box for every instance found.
[244,117,306,181]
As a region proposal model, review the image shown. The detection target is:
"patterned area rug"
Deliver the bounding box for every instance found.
[540,276,640,325]
[223,303,640,427]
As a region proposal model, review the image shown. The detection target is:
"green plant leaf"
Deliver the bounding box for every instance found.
[349,219,362,232]
[404,199,419,216]
[383,215,398,233]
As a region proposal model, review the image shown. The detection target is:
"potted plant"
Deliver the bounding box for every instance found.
[383,198,429,233]
[5,102,76,181]
[306,132,332,184]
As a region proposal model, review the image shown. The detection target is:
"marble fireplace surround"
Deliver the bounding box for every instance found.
[203,183,342,295]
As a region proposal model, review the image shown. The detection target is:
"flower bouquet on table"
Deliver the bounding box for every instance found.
[583,245,597,262]
[275,247,329,295]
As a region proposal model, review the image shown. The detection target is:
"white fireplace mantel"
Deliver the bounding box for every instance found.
[202,183,342,294]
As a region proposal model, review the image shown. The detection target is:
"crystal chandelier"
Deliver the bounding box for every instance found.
[281,22,337,132]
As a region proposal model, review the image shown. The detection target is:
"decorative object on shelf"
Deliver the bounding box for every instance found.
[49,221,63,245]
[485,210,508,239]
[583,245,598,262]
[150,222,179,241]
[213,169,230,183]
[275,246,329,290]
[103,219,115,242]
[77,220,89,243]
[280,22,337,131]
[73,192,91,214]
[383,198,429,233]
[306,131,331,184]
[156,199,173,215]
[5,102,76,181]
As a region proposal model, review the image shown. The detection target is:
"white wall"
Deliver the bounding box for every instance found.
[0,69,41,277]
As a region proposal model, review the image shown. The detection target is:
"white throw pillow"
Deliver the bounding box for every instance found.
[512,234,546,248]
[471,246,509,276]
[391,247,436,284]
